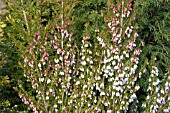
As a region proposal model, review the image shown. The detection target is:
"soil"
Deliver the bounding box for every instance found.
[0,1,8,15]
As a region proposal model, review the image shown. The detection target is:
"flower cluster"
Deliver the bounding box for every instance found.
[19,1,169,113]
[20,9,77,112]
[142,62,170,113]
[93,2,144,112]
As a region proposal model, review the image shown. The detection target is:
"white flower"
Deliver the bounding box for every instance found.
[58,100,62,104]
[146,96,150,100]
[81,56,85,60]
[90,60,93,64]
[88,50,92,54]
[69,70,72,73]
[106,65,111,70]
[102,43,106,47]
[100,83,104,88]
[94,99,97,103]
[81,74,84,78]
[115,86,121,91]
[116,92,120,97]
[62,107,66,110]
[111,92,115,98]
[96,86,101,91]
[47,79,51,84]
[54,105,57,108]
[131,94,137,99]
[142,103,146,108]
[113,33,116,37]
[129,28,132,34]
[96,76,101,80]
[103,59,108,64]
[75,81,80,85]
[104,102,108,106]
[79,67,84,72]
[112,61,116,65]
[163,109,169,113]
[82,40,84,44]
[107,50,111,57]
[120,55,123,60]
[59,56,63,61]
[83,85,87,89]
[55,109,58,112]
[116,12,120,17]
[127,11,130,17]
[59,72,64,75]
[126,85,131,89]
[103,74,108,78]
[165,82,169,87]
[153,79,160,86]
[39,78,44,82]
[108,22,112,28]
[104,69,109,73]
[82,49,86,53]
[97,37,102,42]
[155,87,159,93]
[161,89,165,94]
[81,61,86,66]
[118,81,123,86]
[109,72,114,76]
[118,73,124,78]
[38,63,41,68]
[121,101,125,105]
[135,85,140,90]
[84,44,88,47]
[86,57,90,62]
[129,98,133,103]
[114,55,119,60]
[133,65,138,70]
[127,34,130,38]
[156,98,161,103]
[54,58,59,63]
[49,88,53,92]
[112,85,116,90]
[116,110,120,113]
[147,86,152,91]
[125,53,129,58]
[114,66,119,70]
[130,68,136,74]
[46,96,49,100]
[42,62,46,65]
[100,92,105,96]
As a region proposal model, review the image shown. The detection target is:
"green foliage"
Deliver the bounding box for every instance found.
[0,76,10,108]
[0,0,169,112]
[136,0,170,73]
[0,17,20,112]
[71,0,107,46]
[134,0,170,111]
[0,19,10,109]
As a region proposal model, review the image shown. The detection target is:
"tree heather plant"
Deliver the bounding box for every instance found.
[18,0,146,112]
[141,57,170,113]
[5,0,169,113]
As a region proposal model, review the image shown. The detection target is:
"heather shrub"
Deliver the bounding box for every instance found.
[18,0,146,112]
[2,0,169,112]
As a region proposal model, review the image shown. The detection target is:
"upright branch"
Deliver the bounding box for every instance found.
[61,0,64,50]
[120,0,124,36]
[21,0,30,34]
[40,0,43,26]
